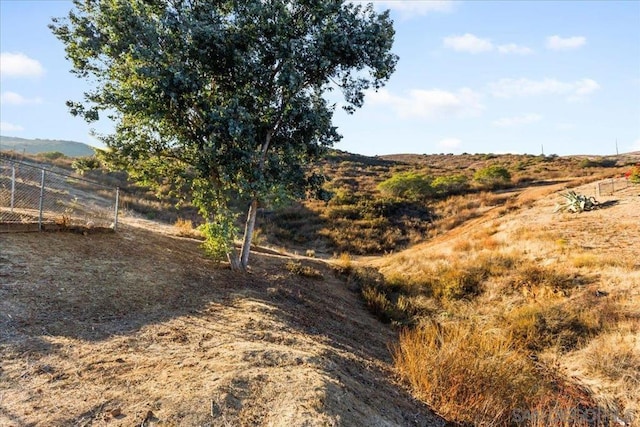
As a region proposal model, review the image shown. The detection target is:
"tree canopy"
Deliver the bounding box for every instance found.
[51,0,397,269]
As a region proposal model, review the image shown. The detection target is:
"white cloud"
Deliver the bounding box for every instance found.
[631,139,640,151]
[0,52,45,78]
[443,35,533,55]
[443,33,493,53]
[574,79,600,95]
[493,113,542,127]
[0,121,24,132]
[367,0,454,16]
[488,78,600,99]
[438,138,461,149]
[368,87,484,119]
[546,35,586,51]
[497,43,534,55]
[1,91,43,105]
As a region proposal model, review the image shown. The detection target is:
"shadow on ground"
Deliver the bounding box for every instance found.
[0,226,446,426]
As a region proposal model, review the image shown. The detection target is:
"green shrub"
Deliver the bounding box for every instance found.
[198,215,238,262]
[579,158,617,168]
[431,174,469,196]
[377,171,433,201]
[40,151,66,160]
[473,165,511,188]
[72,156,101,175]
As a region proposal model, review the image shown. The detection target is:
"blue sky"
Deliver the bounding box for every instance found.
[1,0,639,156]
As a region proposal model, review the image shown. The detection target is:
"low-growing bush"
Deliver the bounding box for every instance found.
[285,260,323,279]
[624,164,640,183]
[431,174,469,196]
[377,171,433,201]
[506,302,605,352]
[72,156,101,175]
[393,321,604,426]
[580,158,617,168]
[40,151,67,160]
[473,165,511,188]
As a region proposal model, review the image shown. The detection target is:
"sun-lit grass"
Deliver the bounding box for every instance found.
[393,321,601,426]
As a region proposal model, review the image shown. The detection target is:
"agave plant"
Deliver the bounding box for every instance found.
[554,191,600,213]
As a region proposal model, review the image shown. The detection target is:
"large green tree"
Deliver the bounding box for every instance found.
[51,0,397,270]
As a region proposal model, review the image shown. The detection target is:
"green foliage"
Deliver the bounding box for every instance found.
[580,158,617,168]
[198,213,238,262]
[431,174,469,196]
[40,151,67,160]
[473,165,511,188]
[72,156,101,175]
[51,0,397,268]
[377,171,433,201]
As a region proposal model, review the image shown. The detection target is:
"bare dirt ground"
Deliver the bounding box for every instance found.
[0,220,445,425]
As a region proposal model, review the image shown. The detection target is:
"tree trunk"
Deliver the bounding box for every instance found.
[227,247,242,271]
[239,198,259,270]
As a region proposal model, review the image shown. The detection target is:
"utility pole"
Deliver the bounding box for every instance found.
[616,138,619,156]
[541,144,544,156]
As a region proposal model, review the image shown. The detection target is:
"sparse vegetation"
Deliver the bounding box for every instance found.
[3,148,637,426]
[286,260,324,279]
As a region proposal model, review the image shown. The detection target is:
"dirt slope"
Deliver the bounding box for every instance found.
[0,223,445,426]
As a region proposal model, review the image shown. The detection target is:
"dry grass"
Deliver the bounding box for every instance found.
[173,217,202,238]
[367,178,640,426]
[393,321,602,426]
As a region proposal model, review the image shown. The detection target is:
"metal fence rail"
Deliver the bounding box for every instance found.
[0,156,119,232]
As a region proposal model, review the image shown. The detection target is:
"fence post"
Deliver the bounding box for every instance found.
[38,168,46,231]
[10,163,16,212]
[113,186,120,231]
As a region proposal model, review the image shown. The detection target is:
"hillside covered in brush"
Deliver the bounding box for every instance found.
[2,149,639,426]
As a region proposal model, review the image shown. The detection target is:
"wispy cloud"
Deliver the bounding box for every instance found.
[493,113,542,127]
[362,0,454,16]
[438,137,462,149]
[488,78,600,99]
[443,33,493,54]
[368,87,484,119]
[0,121,24,132]
[0,52,45,78]
[497,43,534,55]
[1,91,43,105]
[443,34,533,55]
[546,35,586,51]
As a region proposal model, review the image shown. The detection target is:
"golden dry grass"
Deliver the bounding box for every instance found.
[369,179,640,426]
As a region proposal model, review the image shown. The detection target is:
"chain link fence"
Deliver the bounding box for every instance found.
[595,178,631,197]
[0,156,119,232]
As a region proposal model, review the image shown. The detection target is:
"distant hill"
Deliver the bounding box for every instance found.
[0,136,95,157]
